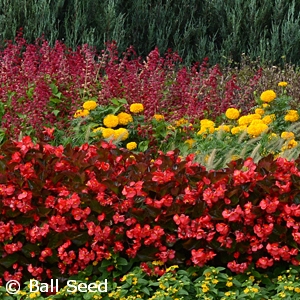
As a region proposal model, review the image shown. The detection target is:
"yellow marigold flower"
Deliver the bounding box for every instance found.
[287,139,298,149]
[126,142,137,150]
[255,108,264,115]
[225,108,240,120]
[153,114,165,121]
[281,132,295,140]
[93,126,104,133]
[238,114,261,126]
[285,110,299,122]
[215,125,230,132]
[103,114,119,128]
[247,123,268,137]
[83,100,97,110]
[278,81,288,87]
[200,119,215,127]
[197,126,214,135]
[130,103,144,113]
[101,128,115,139]
[117,112,133,125]
[74,109,89,118]
[262,114,275,125]
[260,90,276,103]
[231,125,247,135]
[262,103,270,108]
[114,128,129,141]
[184,139,195,148]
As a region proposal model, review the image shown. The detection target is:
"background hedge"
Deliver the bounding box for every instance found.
[1,0,300,66]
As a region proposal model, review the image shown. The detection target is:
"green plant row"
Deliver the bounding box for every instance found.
[1,0,300,66]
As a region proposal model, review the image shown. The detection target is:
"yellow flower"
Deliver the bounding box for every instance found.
[126,142,137,150]
[184,139,195,148]
[285,110,299,122]
[114,128,129,141]
[225,108,240,120]
[269,133,278,140]
[295,287,300,293]
[175,118,188,126]
[231,155,241,161]
[226,281,233,287]
[93,127,104,133]
[130,103,144,113]
[153,114,165,121]
[238,114,261,126]
[260,90,276,103]
[83,100,97,110]
[101,128,115,139]
[262,103,270,108]
[255,108,264,115]
[281,132,295,140]
[152,260,164,266]
[212,279,219,284]
[278,81,288,87]
[103,114,119,128]
[247,122,268,137]
[244,288,250,294]
[231,125,247,135]
[74,109,89,118]
[262,114,275,125]
[200,119,215,127]
[225,292,231,296]
[252,287,259,293]
[117,112,133,125]
[202,285,209,293]
[132,277,138,285]
[197,126,214,135]
[215,125,231,132]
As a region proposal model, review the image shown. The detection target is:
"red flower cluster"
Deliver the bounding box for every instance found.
[1,138,300,285]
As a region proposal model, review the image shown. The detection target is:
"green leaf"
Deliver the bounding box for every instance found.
[117,257,128,266]
[21,243,41,257]
[0,253,19,268]
[52,110,60,116]
[138,141,149,152]
[140,287,150,295]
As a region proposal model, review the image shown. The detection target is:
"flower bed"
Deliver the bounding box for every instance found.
[1,35,300,299]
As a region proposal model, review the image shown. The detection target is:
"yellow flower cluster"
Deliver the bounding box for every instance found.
[281,131,295,140]
[284,110,299,122]
[255,108,264,115]
[231,125,247,135]
[225,108,240,120]
[197,119,215,135]
[175,118,188,126]
[103,114,119,128]
[184,139,195,148]
[130,103,144,113]
[238,114,261,126]
[83,100,98,110]
[247,119,268,137]
[117,112,133,125]
[260,90,276,103]
[215,125,231,132]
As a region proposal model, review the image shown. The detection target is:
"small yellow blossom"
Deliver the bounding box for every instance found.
[130,103,144,113]
[126,142,137,150]
[83,100,97,110]
[278,81,288,87]
[74,109,89,118]
[153,114,165,121]
[281,131,295,140]
[255,108,264,115]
